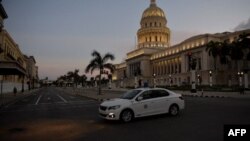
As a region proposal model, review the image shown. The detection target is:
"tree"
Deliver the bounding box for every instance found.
[219,40,231,66]
[72,69,80,87]
[206,41,221,71]
[230,41,244,71]
[85,50,115,95]
[80,74,87,87]
[237,33,250,66]
[90,77,95,87]
[66,71,74,86]
[236,33,250,88]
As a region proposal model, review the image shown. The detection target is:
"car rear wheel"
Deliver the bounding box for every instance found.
[169,105,179,116]
[120,109,133,122]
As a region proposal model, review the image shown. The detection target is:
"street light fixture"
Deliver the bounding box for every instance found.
[238,71,244,87]
[209,70,212,87]
[197,74,200,86]
[153,73,156,88]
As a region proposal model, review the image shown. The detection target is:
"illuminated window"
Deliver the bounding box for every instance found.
[201,40,205,45]
[196,42,199,46]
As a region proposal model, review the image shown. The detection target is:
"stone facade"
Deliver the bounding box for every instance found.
[24,55,39,89]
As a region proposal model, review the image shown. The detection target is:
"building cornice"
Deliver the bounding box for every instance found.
[0,3,8,19]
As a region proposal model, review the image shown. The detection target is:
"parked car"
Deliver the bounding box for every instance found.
[99,88,185,122]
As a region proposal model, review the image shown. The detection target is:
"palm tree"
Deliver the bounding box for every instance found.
[219,40,231,66]
[66,71,74,86]
[85,50,115,95]
[90,77,95,87]
[206,41,221,71]
[72,69,80,87]
[230,41,244,71]
[237,33,250,66]
[80,74,87,87]
[236,33,250,88]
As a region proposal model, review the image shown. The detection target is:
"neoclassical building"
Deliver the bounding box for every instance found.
[0,1,39,93]
[113,0,250,88]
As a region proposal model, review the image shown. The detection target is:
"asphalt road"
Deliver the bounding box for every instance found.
[0,87,250,141]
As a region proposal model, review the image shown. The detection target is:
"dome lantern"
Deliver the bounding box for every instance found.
[150,0,156,6]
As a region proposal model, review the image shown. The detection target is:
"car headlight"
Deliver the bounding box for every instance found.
[108,105,121,110]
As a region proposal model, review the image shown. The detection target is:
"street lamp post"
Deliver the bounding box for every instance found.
[244,71,248,89]
[22,75,24,93]
[238,72,243,87]
[153,73,156,88]
[169,74,172,87]
[0,75,3,106]
[209,70,212,87]
[197,74,200,86]
[121,78,124,88]
[134,74,137,89]
[191,70,196,93]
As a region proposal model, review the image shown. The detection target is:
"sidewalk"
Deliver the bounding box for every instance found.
[174,90,250,98]
[0,89,40,108]
[57,87,250,101]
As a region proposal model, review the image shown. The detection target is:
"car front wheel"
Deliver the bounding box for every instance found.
[169,105,179,116]
[120,109,133,122]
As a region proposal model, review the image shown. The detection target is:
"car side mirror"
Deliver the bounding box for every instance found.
[137,96,143,101]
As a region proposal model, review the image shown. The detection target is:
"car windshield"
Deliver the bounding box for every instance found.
[121,90,142,100]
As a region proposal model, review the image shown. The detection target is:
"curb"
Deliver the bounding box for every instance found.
[182,94,227,98]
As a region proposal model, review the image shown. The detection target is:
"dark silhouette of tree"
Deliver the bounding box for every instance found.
[85,50,115,95]
[206,41,221,71]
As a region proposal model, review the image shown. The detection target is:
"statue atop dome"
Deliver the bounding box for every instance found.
[151,0,156,6]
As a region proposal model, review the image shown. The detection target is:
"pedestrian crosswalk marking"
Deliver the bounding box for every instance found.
[35,95,42,105]
[57,94,68,103]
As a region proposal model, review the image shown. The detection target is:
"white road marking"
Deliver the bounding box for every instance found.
[35,95,42,105]
[57,94,68,103]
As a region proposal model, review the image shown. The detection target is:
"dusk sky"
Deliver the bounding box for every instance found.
[2,0,250,80]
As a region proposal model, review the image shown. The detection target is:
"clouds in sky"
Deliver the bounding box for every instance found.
[234,18,250,31]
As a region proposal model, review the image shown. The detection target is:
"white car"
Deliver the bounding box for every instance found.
[99,88,185,122]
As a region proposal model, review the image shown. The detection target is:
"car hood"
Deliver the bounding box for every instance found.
[101,98,130,107]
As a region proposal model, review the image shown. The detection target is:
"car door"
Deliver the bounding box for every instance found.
[151,90,170,114]
[132,90,155,117]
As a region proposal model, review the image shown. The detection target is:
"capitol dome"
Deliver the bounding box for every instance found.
[137,0,171,49]
[142,3,166,19]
